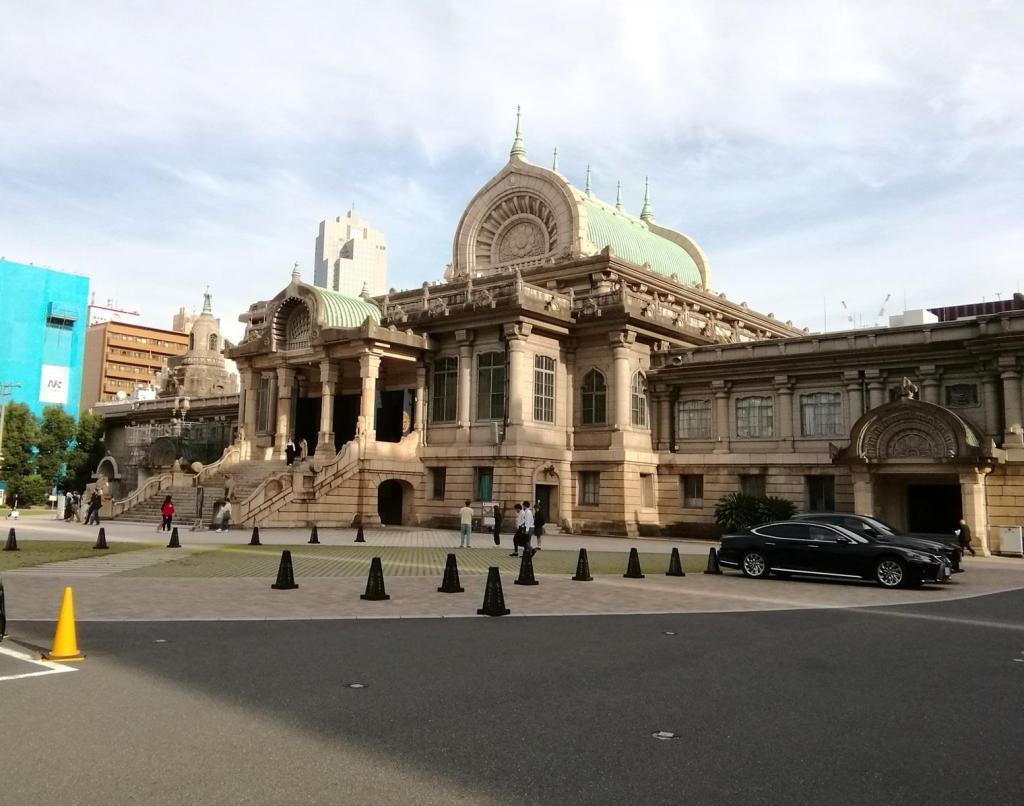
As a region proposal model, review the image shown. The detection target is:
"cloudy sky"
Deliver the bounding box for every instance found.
[2,1,1022,340]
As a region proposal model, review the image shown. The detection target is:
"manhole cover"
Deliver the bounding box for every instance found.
[651,731,679,741]
[344,682,368,689]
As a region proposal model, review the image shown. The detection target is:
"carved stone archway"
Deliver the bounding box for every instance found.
[841,398,984,464]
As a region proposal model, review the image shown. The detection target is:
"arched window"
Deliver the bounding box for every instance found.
[285,304,311,350]
[580,369,607,426]
[188,332,195,350]
[429,357,458,423]
[631,372,648,428]
[533,355,555,423]
[208,333,219,351]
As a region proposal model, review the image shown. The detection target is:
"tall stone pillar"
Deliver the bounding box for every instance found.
[359,352,381,441]
[982,373,1001,440]
[711,379,730,453]
[415,364,427,445]
[609,331,636,429]
[843,370,863,425]
[999,356,1023,447]
[316,360,338,456]
[865,370,886,411]
[655,390,671,452]
[774,375,793,450]
[455,329,474,442]
[959,468,992,556]
[503,322,532,427]
[919,365,941,405]
[852,472,874,516]
[274,367,295,459]
[564,345,576,450]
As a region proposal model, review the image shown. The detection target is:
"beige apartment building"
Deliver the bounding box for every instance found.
[80,320,190,409]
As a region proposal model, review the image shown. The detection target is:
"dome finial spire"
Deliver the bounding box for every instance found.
[640,176,654,223]
[615,180,623,211]
[201,286,212,315]
[359,281,371,301]
[291,262,301,282]
[584,165,592,197]
[509,105,526,159]
[551,147,558,172]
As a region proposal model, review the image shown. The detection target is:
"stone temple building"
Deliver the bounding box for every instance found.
[107,114,1024,555]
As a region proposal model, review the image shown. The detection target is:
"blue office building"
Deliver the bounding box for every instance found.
[0,258,90,418]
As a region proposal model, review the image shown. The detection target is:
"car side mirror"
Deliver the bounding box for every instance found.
[835,535,852,544]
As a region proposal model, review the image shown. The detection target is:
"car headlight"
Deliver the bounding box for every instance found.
[905,551,937,563]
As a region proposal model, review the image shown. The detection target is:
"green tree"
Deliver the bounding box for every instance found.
[7,474,50,507]
[67,410,106,492]
[0,402,38,482]
[35,405,76,488]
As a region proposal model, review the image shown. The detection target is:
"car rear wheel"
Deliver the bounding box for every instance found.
[874,557,907,588]
[741,550,770,579]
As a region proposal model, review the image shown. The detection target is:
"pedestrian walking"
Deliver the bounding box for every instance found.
[84,490,102,525]
[458,499,474,548]
[192,485,205,531]
[160,495,175,532]
[218,499,232,532]
[298,438,308,460]
[533,500,545,550]
[521,501,535,557]
[509,503,524,556]
[492,503,503,546]
[73,492,82,522]
[285,439,296,466]
[955,519,976,557]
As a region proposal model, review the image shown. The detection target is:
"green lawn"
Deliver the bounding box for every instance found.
[122,544,707,578]
[0,541,153,571]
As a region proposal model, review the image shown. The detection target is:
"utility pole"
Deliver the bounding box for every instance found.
[0,381,23,467]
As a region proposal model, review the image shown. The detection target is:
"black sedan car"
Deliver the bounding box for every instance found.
[718,520,952,588]
[792,513,963,571]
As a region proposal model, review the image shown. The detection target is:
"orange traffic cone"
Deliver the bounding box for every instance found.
[44,587,85,662]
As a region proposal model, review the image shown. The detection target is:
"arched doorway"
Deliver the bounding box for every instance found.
[377,479,414,525]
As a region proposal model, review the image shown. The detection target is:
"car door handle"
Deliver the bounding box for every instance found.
[763,541,776,546]
[807,544,820,548]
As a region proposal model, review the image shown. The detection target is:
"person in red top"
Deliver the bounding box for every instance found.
[160,496,175,532]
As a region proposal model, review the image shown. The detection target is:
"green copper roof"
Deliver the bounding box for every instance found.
[580,197,702,286]
[311,286,380,328]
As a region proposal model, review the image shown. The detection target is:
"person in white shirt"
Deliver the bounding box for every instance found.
[510,503,524,557]
[520,501,535,557]
[458,500,474,548]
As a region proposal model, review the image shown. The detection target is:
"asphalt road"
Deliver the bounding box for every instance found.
[4,591,1024,805]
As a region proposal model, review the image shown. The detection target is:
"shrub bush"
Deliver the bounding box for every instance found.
[714,493,797,531]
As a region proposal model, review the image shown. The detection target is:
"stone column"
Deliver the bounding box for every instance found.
[274,367,295,458]
[865,370,886,411]
[455,329,474,441]
[359,352,381,441]
[609,331,636,429]
[843,370,863,425]
[316,360,338,456]
[503,322,532,426]
[711,380,730,453]
[919,365,941,405]
[564,345,576,450]
[999,356,1023,447]
[982,373,1001,441]
[653,389,671,452]
[415,364,427,445]
[852,472,874,515]
[774,375,793,450]
[959,468,992,556]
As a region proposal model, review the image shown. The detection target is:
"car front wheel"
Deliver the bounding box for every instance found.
[874,557,907,589]
[741,550,770,579]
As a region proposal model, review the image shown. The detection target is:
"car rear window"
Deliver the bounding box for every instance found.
[756,523,812,539]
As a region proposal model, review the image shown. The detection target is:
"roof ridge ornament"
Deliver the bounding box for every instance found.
[640,176,654,223]
[359,281,372,301]
[615,181,623,211]
[291,262,301,283]
[584,165,593,197]
[509,105,526,159]
[552,147,558,172]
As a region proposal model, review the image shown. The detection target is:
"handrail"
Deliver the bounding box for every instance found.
[111,473,173,518]
[193,444,240,486]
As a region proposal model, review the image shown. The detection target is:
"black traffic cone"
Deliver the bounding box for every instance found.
[249,526,261,546]
[271,550,299,590]
[360,557,390,601]
[93,527,108,550]
[354,522,365,543]
[167,527,180,548]
[0,577,6,641]
[666,547,685,577]
[572,548,593,581]
[308,525,320,544]
[704,547,722,575]
[514,549,539,586]
[477,566,510,616]
[3,528,18,552]
[623,547,645,579]
[437,553,465,593]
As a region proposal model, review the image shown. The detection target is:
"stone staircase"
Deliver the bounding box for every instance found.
[113,459,288,525]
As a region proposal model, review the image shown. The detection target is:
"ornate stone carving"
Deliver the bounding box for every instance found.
[496,220,547,262]
[475,193,558,270]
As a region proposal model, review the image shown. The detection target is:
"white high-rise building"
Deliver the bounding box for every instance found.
[313,209,388,297]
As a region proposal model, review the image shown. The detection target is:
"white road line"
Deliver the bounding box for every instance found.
[0,644,78,682]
